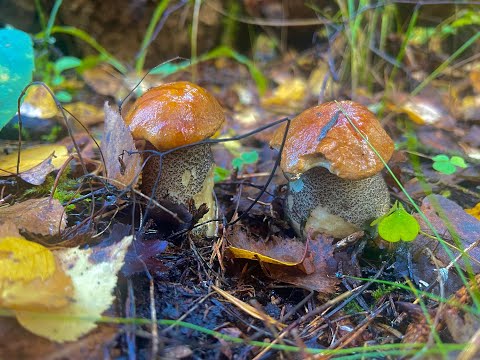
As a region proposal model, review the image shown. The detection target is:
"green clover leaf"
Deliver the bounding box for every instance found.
[377,203,420,242]
[432,154,468,175]
[232,151,259,170]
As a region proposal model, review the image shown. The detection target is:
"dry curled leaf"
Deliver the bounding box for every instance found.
[264,231,339,293]
[101,103,141,189]
[228,227,338,293]
[228,226,308,268]
[0,144,69,185]
[0,198,67,236]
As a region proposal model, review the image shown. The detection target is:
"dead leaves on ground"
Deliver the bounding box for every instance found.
[0,198,66,236]
[227,226,339,293]
[406,194,480,294]
[0,144,69,185]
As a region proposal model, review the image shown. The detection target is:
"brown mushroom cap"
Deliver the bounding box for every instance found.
[124,81,225,151]
[270,101,394,180]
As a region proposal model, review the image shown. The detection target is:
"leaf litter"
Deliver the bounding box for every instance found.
[2,5,480,358]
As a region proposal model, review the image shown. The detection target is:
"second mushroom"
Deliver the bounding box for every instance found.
[270,101,395,239]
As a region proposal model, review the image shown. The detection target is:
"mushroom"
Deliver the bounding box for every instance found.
[124,81,225,236]
[270,101,394,239]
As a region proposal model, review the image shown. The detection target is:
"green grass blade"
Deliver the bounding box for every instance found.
[36,26,127,74]
[135,0,170,74]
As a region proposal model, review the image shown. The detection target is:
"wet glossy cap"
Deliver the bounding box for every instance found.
[270,101,394,180]
[124,81,225,151]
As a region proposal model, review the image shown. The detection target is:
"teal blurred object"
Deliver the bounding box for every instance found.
[0,27,35,130]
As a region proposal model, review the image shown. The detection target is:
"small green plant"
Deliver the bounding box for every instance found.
[231,151,259,171]
[213,151,260,183]
[214,166,230,183]
[432,154,468,175]
[372,201,419,242]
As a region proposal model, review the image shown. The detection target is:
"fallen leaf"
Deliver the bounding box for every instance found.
[20,85,58,119]
[0,198,67,236]
[228,227,338,293]
[469,67,480,93]
[460,95,480,122]
[0,235,74,311]
[0,144,69,185]
[0,317,118,359]
[228,226,309,268]
[264,232,339,293]
[465,203,480,220]
[15,235,133,342]
[101,103,141,189]
[388,90,456,129]
[82,65,124,98]
[408,195,480,295]
[261,78,307,110]
[64,102,104,127]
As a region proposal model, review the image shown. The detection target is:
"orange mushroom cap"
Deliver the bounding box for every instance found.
[270,101,394,180]
[124,81,225,151]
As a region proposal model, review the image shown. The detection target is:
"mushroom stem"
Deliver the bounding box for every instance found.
[142,142,216,236]
[285,167,390,239]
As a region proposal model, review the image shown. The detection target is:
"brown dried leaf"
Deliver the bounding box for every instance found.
[228,226,308,268]
[101,103,141,189]
[64,102,104,127]
[82,64,124,97]
[264,232,339,293]
[228,227,338,293]
[0,198,67,236]
[409,195,480,294]
[0,318,118,359]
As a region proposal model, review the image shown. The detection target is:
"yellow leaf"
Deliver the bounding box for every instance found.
[64,102,103,126]
[0,236,55,281]
[20,85,58,119]
[261,78,307,109]
[0,236,73,311]
[227,246,301,266]
[16,235,133,342]
[465,203,480,220]
[0,144,69,177]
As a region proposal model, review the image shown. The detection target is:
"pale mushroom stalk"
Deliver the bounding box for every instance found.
[270,101,394,239]
[125,81,225,237]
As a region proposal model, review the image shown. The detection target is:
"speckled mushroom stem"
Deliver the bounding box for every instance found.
[285,167,391,239]
[142,142,216,236]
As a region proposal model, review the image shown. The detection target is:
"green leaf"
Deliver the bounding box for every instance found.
[378,205,420,242]
[432,154,449,162]
[432,154,468,175]
[55,90,72,103]
[0,28,35,130]
[214,166,230,183]
[53,56,82,74]
[231,158,244,171]
[450,156,467,168]
[240,151,259,164]
[433,161,456,175]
